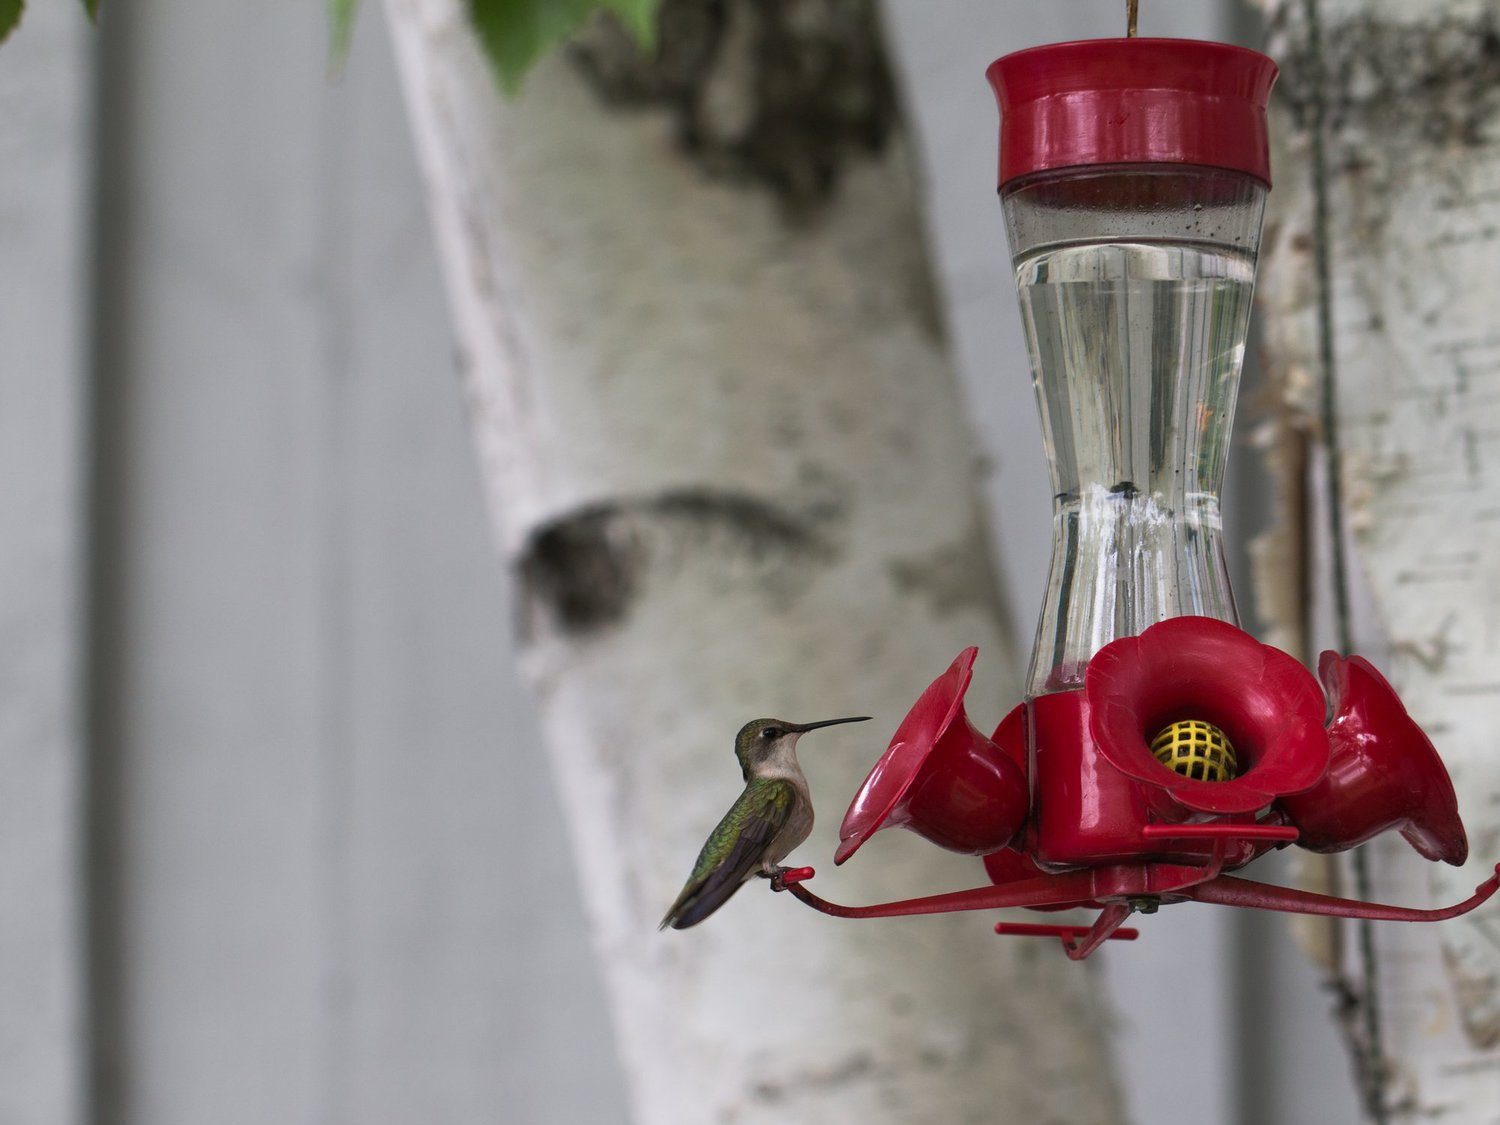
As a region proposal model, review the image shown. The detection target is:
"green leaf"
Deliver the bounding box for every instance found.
[0,0,23,44]
[82,0,100,21]
[603,0,659,47]
[468,0,661,95]
[329,0,359,65]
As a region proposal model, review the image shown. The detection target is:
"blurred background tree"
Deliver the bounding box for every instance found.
[378,0,1120,1120]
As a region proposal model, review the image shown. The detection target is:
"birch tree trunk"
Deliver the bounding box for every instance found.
[1258,1,1500,1117]
[383,1,1122,1120]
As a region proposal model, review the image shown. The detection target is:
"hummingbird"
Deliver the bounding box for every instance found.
[660,715,871,930]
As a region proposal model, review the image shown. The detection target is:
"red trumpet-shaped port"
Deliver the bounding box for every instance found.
[1086,617,1330,815]
[1279,653,1467,865]
[836,649,1028,864]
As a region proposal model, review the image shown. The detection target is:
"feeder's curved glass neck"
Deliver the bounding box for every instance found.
[1004,167,1267,696]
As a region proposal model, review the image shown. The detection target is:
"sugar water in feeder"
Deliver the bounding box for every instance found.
[995,42,1270,695]
[1011,168,1260,695]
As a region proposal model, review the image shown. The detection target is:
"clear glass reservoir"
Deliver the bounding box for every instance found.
[1005,167,1267,696]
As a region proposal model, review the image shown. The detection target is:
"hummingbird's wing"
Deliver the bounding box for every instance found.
[660,778,796,930]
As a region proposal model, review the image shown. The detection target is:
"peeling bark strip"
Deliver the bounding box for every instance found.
[1259,0,1500,1118]
[570,0,898,212]
[386,0,1124,1120]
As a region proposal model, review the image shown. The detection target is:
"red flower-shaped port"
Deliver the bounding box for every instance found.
[836,649,1028,864]
[1279,653,1467,865]
[1086,616,1329,815]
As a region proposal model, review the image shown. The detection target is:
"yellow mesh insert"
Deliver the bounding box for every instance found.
[1150,719,1237,783]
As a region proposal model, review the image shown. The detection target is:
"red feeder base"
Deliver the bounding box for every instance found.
[774,861,1500,961]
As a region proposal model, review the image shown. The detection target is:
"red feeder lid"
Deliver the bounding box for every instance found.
[986,38,1278,189]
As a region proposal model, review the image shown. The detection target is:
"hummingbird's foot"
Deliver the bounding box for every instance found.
[768,866,816,892]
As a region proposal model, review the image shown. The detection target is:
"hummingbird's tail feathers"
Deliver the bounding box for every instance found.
[658,883,700,930]
[662,876,746,930]
[658,871,713,930]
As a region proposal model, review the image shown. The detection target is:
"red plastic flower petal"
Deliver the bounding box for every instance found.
[836,649,1027,864]
[1279,653,1467,865]
[1086,616,1329,815]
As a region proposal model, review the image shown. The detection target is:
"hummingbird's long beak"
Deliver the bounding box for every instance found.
[789,716,872,733]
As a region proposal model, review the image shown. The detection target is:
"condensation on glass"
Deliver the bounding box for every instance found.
[1003,166,1267,696]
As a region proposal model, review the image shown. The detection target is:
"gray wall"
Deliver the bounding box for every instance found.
[0,2,89,1122]
[0,1,1358,1122]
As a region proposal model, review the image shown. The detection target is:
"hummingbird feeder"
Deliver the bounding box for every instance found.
[773,36,1498,959]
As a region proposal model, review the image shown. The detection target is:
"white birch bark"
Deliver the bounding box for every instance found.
[383,2,1122,1120]
[1258,0,1500,1116]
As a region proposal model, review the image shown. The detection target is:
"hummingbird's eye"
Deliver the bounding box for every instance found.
[760,727,780,740]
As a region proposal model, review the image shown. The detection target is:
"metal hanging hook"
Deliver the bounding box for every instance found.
[1128,0,1139,37]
